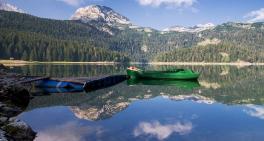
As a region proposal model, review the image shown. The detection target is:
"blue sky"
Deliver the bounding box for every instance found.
[6,0,264,29]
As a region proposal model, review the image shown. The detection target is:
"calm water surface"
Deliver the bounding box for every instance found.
[9,64,264,141]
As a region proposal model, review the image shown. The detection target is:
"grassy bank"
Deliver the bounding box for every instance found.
[2,60,264,66]
[0,60,121,66]
[130,61,264,66]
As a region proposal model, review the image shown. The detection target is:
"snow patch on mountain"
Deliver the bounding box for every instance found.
[0,1,24,13]
[163,23,215,33]
[71,5,131,26]
[129,25,140,29]
[101,27,114,35]
[225,22,254,29]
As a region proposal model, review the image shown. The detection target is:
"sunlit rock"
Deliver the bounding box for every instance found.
[199,81,221,89]
[197,38,221,46]
[141,44,148,53]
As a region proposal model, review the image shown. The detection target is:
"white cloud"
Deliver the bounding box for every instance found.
[57,0,84,6]
[137,0,196,7]
[244,104,264,120]
[134,121,192,140]
[35,121,104,141]
[245,8,264,23]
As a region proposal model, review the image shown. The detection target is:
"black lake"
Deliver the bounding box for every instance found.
[9,64,264,141]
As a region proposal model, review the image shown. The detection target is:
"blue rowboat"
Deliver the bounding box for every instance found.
[34,75,128,92]
[36,79,84,89]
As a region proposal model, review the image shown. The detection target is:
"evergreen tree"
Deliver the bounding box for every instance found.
[21,51,28,60]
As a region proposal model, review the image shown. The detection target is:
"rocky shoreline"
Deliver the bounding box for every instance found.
[0,64,36,141]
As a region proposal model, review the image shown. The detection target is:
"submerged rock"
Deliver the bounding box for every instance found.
[0,84,36,141]
[0,129,8,141]
[0,64,8,72]
[0,86,30,107]
[3,120,36,141]
[0,117,8,124]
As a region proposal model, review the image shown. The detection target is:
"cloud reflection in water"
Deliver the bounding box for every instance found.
[35,121,103,141]
[134,121,192,140]
[244,104,264,120]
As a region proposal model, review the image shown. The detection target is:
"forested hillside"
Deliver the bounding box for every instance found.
[1,10,264,62]
[154,43,264,62]
[0,10,129,62]
[201,22,264,49]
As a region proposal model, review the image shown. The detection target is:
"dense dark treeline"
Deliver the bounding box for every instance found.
[0,29,129,62]
[154,43,264,62]
[0,10,110,41]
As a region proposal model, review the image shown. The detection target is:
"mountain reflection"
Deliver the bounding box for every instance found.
[16,65,264,141]
[20,65,264,121]
[70,102,130,121]
[27,66,264,120]
[163,94,215,104]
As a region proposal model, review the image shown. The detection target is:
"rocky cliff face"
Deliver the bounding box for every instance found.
[0,1,24,13]
[71,5,131,26]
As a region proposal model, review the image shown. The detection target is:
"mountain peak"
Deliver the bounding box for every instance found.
[163,23,215,33]
[195,23,215,28]
[70,5,131,26]
[0,1,24,13]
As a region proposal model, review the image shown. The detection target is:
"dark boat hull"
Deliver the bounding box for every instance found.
[83,75,127,92]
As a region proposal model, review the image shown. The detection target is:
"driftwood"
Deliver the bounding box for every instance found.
[14,76,49,85]
[0,64,47,87]
[0,73,48,88]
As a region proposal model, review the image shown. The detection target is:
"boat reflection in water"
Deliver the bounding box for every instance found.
[127,79,200,90]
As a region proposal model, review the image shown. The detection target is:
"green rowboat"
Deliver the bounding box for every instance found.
[127,66,200,80]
